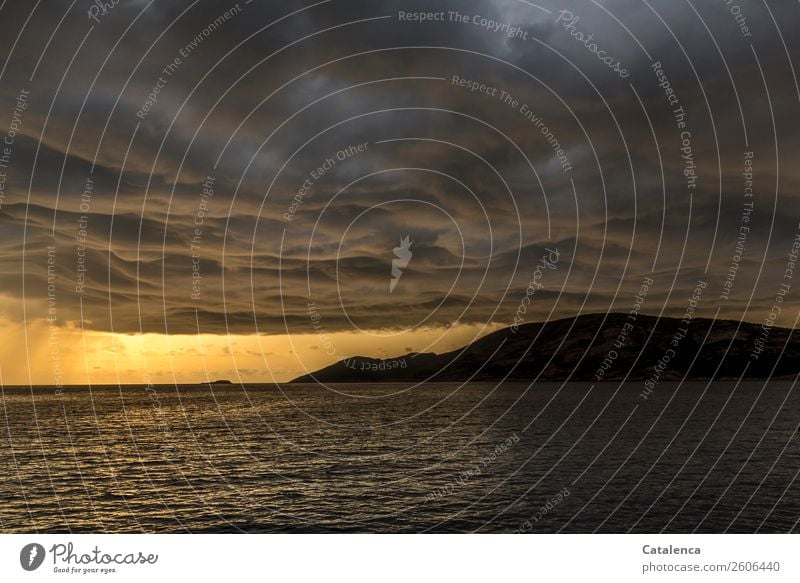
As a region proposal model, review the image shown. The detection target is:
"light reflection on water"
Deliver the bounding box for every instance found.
[0,382,797,532]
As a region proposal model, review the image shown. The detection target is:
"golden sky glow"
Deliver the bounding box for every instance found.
[0,315,502,386]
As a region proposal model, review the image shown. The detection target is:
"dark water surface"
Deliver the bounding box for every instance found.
[1,382,798,533]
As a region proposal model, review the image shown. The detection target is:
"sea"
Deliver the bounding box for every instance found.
[1,382,797,533]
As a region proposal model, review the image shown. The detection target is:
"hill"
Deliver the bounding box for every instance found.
[290,313,798,383]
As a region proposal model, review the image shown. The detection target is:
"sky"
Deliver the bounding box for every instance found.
[0,0,798,384]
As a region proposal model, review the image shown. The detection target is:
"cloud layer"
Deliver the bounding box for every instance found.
[1,0,799,347]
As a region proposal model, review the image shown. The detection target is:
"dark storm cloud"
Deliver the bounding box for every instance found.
[1,0,799,335]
